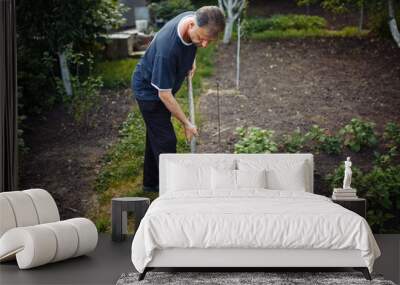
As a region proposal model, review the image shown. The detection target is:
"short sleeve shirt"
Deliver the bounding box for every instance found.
[132,12,197,101]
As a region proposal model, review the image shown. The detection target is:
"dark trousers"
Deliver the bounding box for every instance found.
[137,100,177,188]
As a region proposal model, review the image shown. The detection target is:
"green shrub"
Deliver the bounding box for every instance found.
[17,48,60,116]
[305,125,342,155]
[95,217,110,233]
[93,58,139,89]
[281,128,307,153]
[247,27,368,40]
[57,50,104,127]
[326,164,400,233]
[374,147,398,168]
[242,14,327,36]
[384,122,400,147]
[360,166,400,233]
[149,0,194,22]
[234,127,278,154]
[339,118,378,152]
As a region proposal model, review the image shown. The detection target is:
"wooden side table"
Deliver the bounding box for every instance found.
[331,197,367,219]
[111,197,150,242]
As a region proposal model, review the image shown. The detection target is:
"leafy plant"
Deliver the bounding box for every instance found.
[305,125,342,155]
[242,14,327,36]
[326,164,400,233]
[234,127,278,154]
[95,217,110,233]
[383,122,400,147]
[93,58,139,89]
[281,128,307,153]
[374,147,398,168]
[243,15,327,34]
[374,122,400,167]
[247,26,368,40]
[57,49,103,127]
[17,0,126,115]
[149,0,194,22]
[339,118,378,152]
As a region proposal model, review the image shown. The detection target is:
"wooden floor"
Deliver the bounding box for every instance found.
[0,234,134,285]
[1,234,398,285]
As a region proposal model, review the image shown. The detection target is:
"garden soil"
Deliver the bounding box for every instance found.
[197,37,400,195]
[19,89,134,219]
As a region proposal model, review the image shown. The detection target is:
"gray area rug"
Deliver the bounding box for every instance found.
[116,271,396,285]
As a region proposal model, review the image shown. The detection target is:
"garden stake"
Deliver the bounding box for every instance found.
[188,75,196,153]
[217,82,221,151]
[236,17,241,89]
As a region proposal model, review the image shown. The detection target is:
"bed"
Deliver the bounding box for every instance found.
[131,153,381,281]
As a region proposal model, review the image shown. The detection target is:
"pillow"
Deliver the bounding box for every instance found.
[211,168,237,191]
[167,162,211,191]
[237,159,307,191]
[166,159,236,192]
[236,169,267,189]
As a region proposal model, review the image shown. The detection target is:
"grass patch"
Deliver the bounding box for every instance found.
[91,44,217,232]
[242,15,327,34]
[93,58,139,89]
[248,26,369,40]
[240,15,369,40]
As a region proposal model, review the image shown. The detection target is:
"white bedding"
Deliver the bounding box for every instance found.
[131,190,380,273]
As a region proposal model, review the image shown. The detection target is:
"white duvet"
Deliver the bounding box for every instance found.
[131,190,380,273]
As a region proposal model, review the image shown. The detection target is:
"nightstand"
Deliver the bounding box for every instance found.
[111,197,150,242]
[331,197,367,219]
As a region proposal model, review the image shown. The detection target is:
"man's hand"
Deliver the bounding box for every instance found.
[158,90,199,141]
[184,121,198,142]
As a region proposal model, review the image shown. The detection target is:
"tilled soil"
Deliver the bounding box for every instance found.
[197,37,400,195]
[19,89,135,219]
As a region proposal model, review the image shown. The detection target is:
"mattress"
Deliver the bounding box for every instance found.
[131,190,380,273]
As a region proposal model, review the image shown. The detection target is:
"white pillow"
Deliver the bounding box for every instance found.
[238,159,307,191]
[236,169,267,189]
[211,168,236,191]
[167,162,211,191]
[166,159,236,192]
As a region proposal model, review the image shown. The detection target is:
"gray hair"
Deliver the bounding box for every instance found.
[195,6,225,37]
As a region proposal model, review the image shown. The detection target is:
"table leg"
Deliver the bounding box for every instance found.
[112,201,123,242]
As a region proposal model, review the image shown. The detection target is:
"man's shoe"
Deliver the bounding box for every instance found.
[143,185,159,193]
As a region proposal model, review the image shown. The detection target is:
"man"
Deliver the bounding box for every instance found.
[132,6,225,193]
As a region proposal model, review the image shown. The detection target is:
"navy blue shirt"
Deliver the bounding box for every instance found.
[132,12,197,101]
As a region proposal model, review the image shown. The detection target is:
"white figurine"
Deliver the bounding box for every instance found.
[343,157,352,190]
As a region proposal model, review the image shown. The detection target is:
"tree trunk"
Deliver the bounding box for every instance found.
[388,0,400,47]
[58,51,73,96]
[223,18,234,44]
[358,3,364,31]
[219,0,245,44]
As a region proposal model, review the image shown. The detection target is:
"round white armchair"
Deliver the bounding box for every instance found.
[0,189,98,269]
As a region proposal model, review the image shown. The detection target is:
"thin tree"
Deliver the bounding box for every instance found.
[388,0,400,47]
[218,0,246,44]
[358,0,364,31]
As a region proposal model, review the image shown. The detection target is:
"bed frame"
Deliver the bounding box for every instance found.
[140,248,370,280]
[138,154,372,281]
